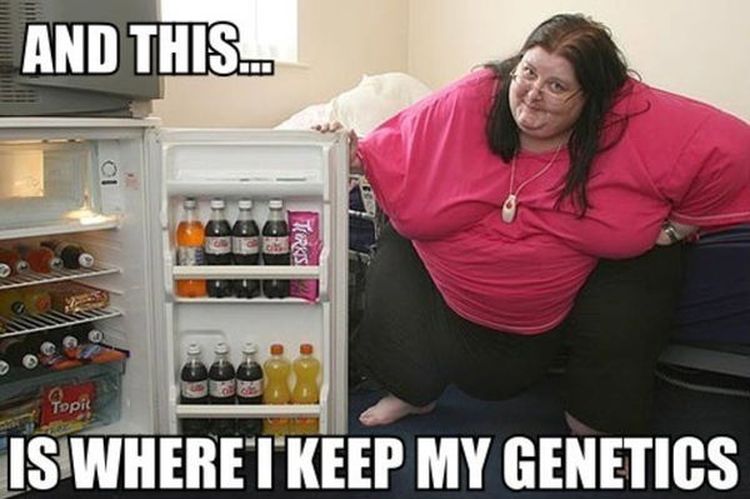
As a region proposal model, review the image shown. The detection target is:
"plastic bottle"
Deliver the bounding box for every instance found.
[262,199,290,298]
[180,343,210,436]
[262,343,291,436]
[0,248,30,275]
[175,197,207,298]
[17,245,64,273]
[204,198,233,298]
[236,342,263,436]
[0,290,26,318]
[21,288,51,315]
[0,337,38,371]
[232,199,261,298]
[41,240,94,269]
[291,343,321,435]
[208,342,236,436]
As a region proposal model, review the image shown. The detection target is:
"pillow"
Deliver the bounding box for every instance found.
[330,73,431,135]
[275,102,333,130]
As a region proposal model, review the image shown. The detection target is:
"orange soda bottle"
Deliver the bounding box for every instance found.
[262,343,291,436]
[175,197,206,297]
[17,245,64,273]
[291,343,320,435]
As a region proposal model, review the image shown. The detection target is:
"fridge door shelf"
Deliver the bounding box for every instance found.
[173,265,320,280]
[175,403,320,418]
[1,307,122,338]
[166,180,325,199]
[174,297,313,304]
[0,264,121,291]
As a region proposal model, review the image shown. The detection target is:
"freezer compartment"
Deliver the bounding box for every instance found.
[0,359,125,451]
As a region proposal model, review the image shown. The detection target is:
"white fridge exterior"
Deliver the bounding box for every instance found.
[0,118,349,494]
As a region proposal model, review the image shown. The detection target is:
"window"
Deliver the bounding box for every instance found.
[161,0,298,63]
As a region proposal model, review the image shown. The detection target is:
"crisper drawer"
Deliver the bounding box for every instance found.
[0,359,125,452]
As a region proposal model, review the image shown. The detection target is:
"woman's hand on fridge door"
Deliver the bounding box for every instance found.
[312,122,363,175]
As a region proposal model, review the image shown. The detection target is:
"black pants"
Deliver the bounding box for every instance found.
[354,224,685,433]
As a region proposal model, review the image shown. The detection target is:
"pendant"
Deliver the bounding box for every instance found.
[502,194,517,223]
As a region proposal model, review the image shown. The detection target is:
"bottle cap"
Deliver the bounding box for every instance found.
[300,343,313,355]
[0,360,9,376]
[49,256,64,271]
[210,198,226,209]
[88,329,104,344]
[187,343,201,356]
[183,197,197,209]
[16,260,29,273]
[268,199,283,210]
[22,354,38,370]
[79,253,95,268]
[242,342,258,355]
[270,343,284,355]
[40,341,56,356]
[0,263,10,278]
[214,342,229,355]
[238,199,253,210]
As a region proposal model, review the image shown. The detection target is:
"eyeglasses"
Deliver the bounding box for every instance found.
[510,63,582,105]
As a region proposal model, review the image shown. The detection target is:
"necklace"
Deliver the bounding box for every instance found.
[501,143,564,223]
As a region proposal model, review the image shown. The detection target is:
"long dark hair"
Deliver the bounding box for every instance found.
[485,14,632,214]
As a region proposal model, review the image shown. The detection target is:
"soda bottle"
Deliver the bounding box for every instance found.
[0,337,38,371]
[236,342,263,436]
[0,248,30,276]
[232,199,260,298]
[204,198,233,298]
[0,290,26,318]
[175,197,207,298]
[21,288,51,315]
[262,343,291,436]
[180,343,210,436]
[41,240,94,269]
[17,245,64,273]
[291,343,321,435]
[262,199,290,298]
[208,342,236,436]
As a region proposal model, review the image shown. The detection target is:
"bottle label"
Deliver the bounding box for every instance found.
[263,236,289,255]
[205,237,231,255]
[232,236,260,255]
[181,380,208,399]
[177,246,205,266]
[209,379,236,398]
[237,379,263,398]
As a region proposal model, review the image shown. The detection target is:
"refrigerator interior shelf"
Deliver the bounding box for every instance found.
[0,217,121,241]
[0,264,121,291]
[173,265,320,280]
[174,297,312,304]
[175,403,321,418]
[1,307,123,338]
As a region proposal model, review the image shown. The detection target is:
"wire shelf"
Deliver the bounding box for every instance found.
[1,307,122,338]
[0,264,120,291]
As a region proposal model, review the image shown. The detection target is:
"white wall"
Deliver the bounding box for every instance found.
[408,0,750,120]
[153,0,409,127]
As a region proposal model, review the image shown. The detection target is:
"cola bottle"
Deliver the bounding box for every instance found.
[208,342,236,436]
[262,199,290,298]
[232,199,261,298]
[41,241,94,269]
[236,342,263,436]
[0,337,38,371]
[204,198,233,298]
[180,343,210,436]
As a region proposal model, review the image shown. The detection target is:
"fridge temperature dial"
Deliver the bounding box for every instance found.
[101,160,118,178]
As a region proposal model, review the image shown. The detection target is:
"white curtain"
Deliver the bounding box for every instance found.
[161,0,298,62]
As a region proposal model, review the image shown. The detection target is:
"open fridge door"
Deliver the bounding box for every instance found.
[146,128,349,444]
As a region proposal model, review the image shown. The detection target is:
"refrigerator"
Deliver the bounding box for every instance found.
[0,117,350,492]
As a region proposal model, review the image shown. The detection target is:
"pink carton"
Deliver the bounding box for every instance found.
[289,211,322,301]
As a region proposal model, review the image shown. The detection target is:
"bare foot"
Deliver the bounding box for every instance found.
[359,394,436,427]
